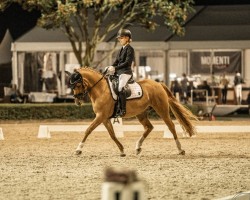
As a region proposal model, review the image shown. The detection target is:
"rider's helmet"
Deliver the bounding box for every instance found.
[116,29,132,39]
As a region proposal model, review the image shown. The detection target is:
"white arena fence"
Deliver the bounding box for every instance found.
[38,124,181,138]
[37,118,250,139]
[1,123,250,141]
[0,128,4,140]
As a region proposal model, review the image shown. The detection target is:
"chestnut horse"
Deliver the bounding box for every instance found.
[67,67,197,157]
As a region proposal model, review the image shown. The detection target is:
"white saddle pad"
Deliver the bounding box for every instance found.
[107,78,143,101]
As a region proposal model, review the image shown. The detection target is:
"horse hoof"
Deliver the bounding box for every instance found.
[178,150,185,155]
[136,148,142,155]
[120,153,126,157]
[75,150,82,155]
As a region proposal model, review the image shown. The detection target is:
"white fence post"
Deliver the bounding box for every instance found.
[0,128,4,140]
[38,125,51,138]
[112,118,124,138]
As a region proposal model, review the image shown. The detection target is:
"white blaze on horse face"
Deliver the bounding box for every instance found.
[73,83,85,106]
[73,83,83,95]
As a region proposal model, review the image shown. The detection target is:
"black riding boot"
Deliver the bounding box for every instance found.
[117,90,126,117]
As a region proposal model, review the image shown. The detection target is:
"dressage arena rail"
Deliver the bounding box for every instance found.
[37,124,250,139]
[0,128,4,140]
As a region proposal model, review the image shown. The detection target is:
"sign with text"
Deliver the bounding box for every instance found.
[190,51,241,74]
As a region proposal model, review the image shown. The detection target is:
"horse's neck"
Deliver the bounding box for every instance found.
[80,69,107,96]
[80,69,102,87]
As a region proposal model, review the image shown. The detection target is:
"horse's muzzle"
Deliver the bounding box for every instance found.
[73,93,84,100]
[74,98,84,106]
[73,93,85,106]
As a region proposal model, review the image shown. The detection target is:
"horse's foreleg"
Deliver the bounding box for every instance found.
[103,119,126,157]
[75,116,103,155]
[135,112,154,155]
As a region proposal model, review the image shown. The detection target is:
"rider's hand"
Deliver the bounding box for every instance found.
[106,66,115,75]
[108,66,115,72]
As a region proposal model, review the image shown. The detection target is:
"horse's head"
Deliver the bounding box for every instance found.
[66,71,86,106]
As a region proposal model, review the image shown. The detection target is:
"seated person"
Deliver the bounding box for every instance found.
[10,84,24,103]
[198,80,212,96]
[196,80,212,101]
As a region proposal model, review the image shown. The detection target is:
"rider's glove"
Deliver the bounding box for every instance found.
[106,66,115,75]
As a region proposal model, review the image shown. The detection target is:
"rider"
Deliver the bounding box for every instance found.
[107,29,135,117]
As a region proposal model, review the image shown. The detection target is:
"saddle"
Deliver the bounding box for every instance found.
[106,75,143,101]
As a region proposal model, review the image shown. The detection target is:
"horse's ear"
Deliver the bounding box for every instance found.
[65,71,71,76]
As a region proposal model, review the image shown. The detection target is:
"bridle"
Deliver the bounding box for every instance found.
[70,72,105,100]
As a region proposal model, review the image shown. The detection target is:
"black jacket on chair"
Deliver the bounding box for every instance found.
[112,44,134,75]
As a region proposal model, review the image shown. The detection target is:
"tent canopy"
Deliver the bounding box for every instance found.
[0,30,12,64]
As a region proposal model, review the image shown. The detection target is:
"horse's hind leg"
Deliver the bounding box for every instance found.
[154,106,185,155]
[103,119,126,157]
[166,118,185,155]
[135,112,154,155]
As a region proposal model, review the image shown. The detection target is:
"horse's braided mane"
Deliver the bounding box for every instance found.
[78,66,103,76]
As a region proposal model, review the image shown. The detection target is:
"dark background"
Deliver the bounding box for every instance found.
[1,0,250,43]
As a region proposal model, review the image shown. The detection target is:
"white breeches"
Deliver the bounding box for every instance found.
[118,74,132,92]
[235,84,242,98]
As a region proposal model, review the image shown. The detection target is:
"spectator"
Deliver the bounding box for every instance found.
[10,84,24,103]
[234,72,244,105]
[200,80,212,96]
[197,80,212,101]
[187,81,196,102]
[38,68,44,92]
[170,79,182,100]
[180,73,189,103]
[220,73,229,104]
[247,91,250,105]
[210,71,218,86]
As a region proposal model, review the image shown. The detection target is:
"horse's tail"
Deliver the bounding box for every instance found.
[160,83,198,137]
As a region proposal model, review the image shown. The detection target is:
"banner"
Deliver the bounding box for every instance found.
[190,51,241,74]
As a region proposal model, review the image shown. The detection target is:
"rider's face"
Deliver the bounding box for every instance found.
[118,36,129,46]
